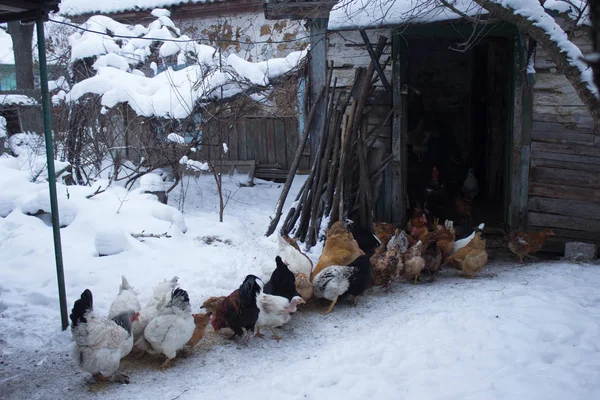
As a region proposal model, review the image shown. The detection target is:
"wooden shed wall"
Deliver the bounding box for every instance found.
[528,30,600,254]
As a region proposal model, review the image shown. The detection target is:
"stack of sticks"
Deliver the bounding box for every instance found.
[266,36,393,248]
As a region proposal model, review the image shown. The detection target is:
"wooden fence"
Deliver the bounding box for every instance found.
[199,116,309,178]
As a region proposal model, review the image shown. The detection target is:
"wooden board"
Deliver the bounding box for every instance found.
[529,166,600,189]
[528,196,600,221]
[529,182,600,203]
[531,129,595,145]
[531,141,600,158]
[532,156,600,173]
[528,212,600,233]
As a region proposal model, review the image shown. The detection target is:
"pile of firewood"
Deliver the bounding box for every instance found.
[266,36,393,247]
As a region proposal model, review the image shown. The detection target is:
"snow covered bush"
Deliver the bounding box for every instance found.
[50,8,306,211]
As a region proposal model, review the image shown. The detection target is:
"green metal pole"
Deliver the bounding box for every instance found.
[36,17,68,331]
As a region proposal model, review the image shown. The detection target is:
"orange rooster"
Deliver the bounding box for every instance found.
[311,221,364,280]
[508,229,555,264]
[447,231,488,278]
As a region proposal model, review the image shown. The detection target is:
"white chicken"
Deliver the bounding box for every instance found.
[452,223,485,254]
[132,276,179,341]
[70,289,139,384]
[134,288,195,369]
[277,233,312,277]
[462,168,479,200]
[255,279,305,341]
[108,275,141,320]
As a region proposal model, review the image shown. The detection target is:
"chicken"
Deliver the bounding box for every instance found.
[402,241,426,284]
[454,193,473,218]
[294,272,314,302]
[134,288,195,369]
[433,220,456,262]
[508,229,555,264]
[210,275,262,345]
[183,313,212,353]
[373,222,396,249]
[70,289,139,384]
[255,284,305,341]
[108,276,141,321]
[278,233,312,277]
[264,256,301,301]
[452,223,485,254]
[347,219,381,257]
[419,234,442,282]
[312,255,372,314]
[200,296,226,315]
[278,233,314,300]
[447,231,488,277]
[369,230,408,292]
[133,276,179,341]
[406,206,427,232]
[424,167,449,224]
[311,221,365,280]
[462,168,479,200]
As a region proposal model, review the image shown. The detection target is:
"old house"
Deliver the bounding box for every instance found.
[59,0,312,178]
[268,0,599,254]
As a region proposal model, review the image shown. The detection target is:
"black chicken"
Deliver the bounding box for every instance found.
[263,256,300,301]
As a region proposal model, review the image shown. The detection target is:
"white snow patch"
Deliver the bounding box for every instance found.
[222,143,228,153]
[139,173,166,192]
[167,133,186,145]
[94,227,130,256]
[179,155,209,172]
[0,94,38,106]
[0,115,6,139]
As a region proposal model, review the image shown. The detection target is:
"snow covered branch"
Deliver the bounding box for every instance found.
[471,0,600,122]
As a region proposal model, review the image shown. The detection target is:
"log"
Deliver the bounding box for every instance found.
[265,85,325,237]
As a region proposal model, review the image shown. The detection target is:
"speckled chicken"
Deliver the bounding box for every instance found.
[369,230,409,292]
[402,240,426,284]
[508,229,555,264]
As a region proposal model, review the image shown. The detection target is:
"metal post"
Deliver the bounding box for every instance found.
[36,17,68,331]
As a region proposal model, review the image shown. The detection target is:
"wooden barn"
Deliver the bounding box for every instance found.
[267,1,599,255]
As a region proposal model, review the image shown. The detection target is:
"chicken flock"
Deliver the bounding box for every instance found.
[69,213,554,384]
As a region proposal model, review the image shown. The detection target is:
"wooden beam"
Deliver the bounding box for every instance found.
[308,17,328,165]
[390,29,406,225]
[359,29,391,92]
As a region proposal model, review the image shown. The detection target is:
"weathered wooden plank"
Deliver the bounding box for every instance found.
[265,118,276,164]
[528,212,600,233]
[532,128,595,144]
[528,225,600,242]
[533,157,600,173]
[529,182,600,203]
[245,120,256,162]
[531,141,600,158]
[528,196,600,221]
[533,112,595,127]
[532,120,595,134]
[273,119,287,168]
[534,104,592,117]
[238,121,247,161]
[226,121,237,161]
[530,166,600,189]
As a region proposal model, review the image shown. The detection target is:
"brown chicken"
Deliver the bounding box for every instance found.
[433,220,456,262]
[373,222,396,249]
[446,231,488,278]
[406,206,427,232]
[402,240,425,284]
[294,272,313,301]
[369,230,408,292]
[508,229,555,264]
[311,221,364,280]
[200,296,226,315]
[179,312,212,357]
[419,234,442,282]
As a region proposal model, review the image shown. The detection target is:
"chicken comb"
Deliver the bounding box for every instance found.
[432,167,439,180]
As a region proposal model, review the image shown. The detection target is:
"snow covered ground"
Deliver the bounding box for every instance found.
[1,146,600,399]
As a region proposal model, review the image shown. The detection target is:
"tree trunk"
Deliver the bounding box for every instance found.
[7,21,34,90]
[472,0,600,123]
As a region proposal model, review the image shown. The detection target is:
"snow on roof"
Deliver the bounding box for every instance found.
[328,0,486,30]
[61,12,307,119]
[59,0,212,17]
[0,95,38,106]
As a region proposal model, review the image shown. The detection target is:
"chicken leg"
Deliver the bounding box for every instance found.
[270,328,282,342]
[325,297,339,314]
[254,327,264,339]
[241,329,252,345]
[160,358,173,370]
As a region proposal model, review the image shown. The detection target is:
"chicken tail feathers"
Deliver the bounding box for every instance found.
[70,289,93,328]
[239,275,262,306]
[170,288,190,311]
[119,275,132,293]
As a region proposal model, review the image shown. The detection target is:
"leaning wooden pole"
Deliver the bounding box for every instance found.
[265,85,325,237]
